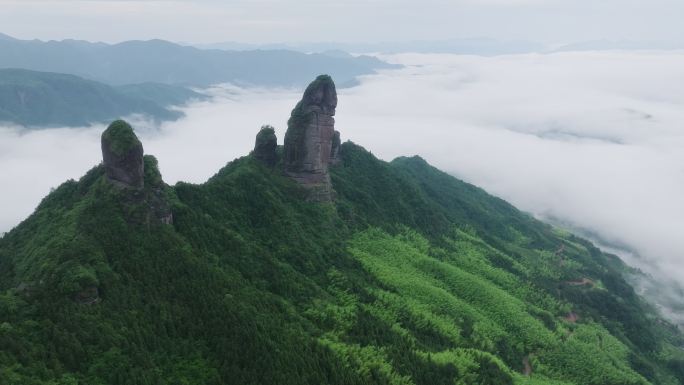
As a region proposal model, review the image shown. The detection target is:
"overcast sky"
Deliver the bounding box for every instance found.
[1,0,684,45]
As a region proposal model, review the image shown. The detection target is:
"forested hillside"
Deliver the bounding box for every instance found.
[0,69,204,127]
[1,77,683,385]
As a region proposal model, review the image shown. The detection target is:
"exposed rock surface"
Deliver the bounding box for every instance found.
[101,120,144,188]
[253,125,278,167]
[283,75,340,201]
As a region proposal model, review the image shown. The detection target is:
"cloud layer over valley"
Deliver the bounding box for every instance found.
[2,51,684,300]
[343,52,684,288]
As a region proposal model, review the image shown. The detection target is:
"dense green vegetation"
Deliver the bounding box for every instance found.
[1,138,683,384]
[0,69,202,127]
[101,120,142,156]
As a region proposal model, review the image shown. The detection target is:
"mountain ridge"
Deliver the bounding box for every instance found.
[0,68,205,127]
[0,33,396,87]
[0,75,683,385]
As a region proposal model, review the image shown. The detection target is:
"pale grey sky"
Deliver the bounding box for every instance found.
[0,0,683,45]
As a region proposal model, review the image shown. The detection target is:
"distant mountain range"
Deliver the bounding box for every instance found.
[553,40,684,52]
[195,38,684,55]
[3,32,677,128]
[0,69,206,127]
[0,33,396,87]
[195,38,548,56]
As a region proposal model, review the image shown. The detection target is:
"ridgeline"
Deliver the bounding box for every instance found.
[0,69,205,127]
[0,76,683,385]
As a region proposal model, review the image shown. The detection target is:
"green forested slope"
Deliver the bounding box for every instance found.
[0,135,683,384]
[0,69,203,127]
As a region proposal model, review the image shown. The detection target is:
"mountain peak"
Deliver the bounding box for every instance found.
[101,120,144,188]
[301,74,337,116]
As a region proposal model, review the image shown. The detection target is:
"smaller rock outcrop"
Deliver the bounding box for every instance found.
[253,125,278,167]
[101,120,173,225]
[101,120,144,188]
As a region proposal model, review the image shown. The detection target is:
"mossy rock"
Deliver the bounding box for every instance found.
[101,119,144,188]
[102,120,142,157]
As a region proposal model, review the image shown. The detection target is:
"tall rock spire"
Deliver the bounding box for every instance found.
[283,75,339,201]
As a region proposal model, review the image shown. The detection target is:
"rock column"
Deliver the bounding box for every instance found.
[283,75,339,201]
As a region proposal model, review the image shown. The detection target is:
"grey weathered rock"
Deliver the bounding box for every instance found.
[101,120,144,188]
[253,125,278,167]
[283,75,339,201]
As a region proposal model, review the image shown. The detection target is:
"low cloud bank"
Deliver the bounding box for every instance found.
[2,52,684,316]
[348,52,684,289]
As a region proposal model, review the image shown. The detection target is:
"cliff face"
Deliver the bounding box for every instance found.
[283,75,339,201]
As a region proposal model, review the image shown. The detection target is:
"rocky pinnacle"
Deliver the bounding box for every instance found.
[283,75,339,201]
[253,125,278,167]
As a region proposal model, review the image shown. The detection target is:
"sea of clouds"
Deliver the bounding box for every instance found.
[2,51,684,311]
